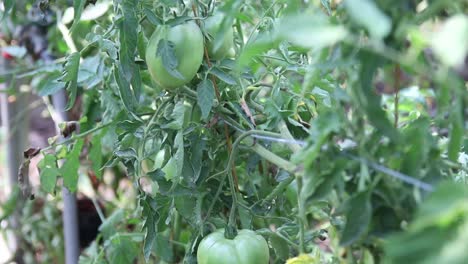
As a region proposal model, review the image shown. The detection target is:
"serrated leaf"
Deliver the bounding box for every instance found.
[173,131,185,182]
[197,79,215,120]
[153,233,174,262]
[114,65,137,113]
[37,73,66,96]
[60,52,81,110]
[38,154,60,194]
[270,234,290,261]
[384,183,468,264]
[175,195,196,220]
[114,148,138,159]
[354,51,399,141]
[340,190,372,246]
[99,209,125,239]
[107,234,138,264]
[119,0,138,81]
[142,196,158,261]
[70,0,86,32]
[161,101,186,130]
[61,138,85,192]
[143,8,161,26]
[156,39,185,80]
[209,67,237,85]
[89,130,104,179]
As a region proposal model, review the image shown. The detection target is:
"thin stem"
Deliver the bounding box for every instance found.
[296,176,306,253]
[394,64,400,128]
[262,176,295,203]
[278,120,302,153]
[251,144,296,173]
[41,122,114,152]
[227,169,238,227]
[91,197,105,222]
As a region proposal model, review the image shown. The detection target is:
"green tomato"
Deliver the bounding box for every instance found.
[204,13,235,60]
[197,229,269,264]
[146,21,204,90]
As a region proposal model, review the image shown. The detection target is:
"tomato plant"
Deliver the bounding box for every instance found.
[197,229,269,264]
[1,0,467,264]
[146,21,204,90]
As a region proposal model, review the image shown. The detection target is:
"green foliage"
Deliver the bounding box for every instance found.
[1,0,467,263]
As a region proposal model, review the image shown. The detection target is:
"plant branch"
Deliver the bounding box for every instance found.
[191,2,239,191]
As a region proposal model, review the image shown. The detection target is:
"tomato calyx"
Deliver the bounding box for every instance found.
[223,225,238,239]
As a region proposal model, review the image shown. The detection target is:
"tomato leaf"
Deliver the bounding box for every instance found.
[61,138,85,192]
[114,65,137,113]
[209,67,237,85]
[59,52,80,110]
[197,79,215,120]
[156,39,185,80]
[143,8,161,26]
[354,51,399,141]
[89,129,104,179]
[70,0,86,32]
[340,190,372,246]
[37,72,66,96]
[107,234,139,264]
[142,196,158,261]
[269,234,290,261]
[161,100,185,130]
[38,154,60,194]
[119,0,142,99]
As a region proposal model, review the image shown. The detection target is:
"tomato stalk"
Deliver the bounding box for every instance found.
[40,121,114,153]
[191,2,240,192]
[136,97,172,180]
[296,176,306,253]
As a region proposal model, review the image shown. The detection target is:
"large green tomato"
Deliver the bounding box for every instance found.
[197,229,269,264]
[146,21,204,90]
[204,13,235,60]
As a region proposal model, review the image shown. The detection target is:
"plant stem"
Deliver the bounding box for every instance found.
[394,64,400,128]
[41,121,114,152]
[278,120,302,153]
[191,2,239,191]
[251,144,296,173]
[296,176,306,253]
[262,176,295,203]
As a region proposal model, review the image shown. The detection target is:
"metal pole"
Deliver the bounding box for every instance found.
[51,91,80,264]
[0,55,28,264]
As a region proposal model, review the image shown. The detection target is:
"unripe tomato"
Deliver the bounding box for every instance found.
[204,13,235,60]
[146,21,204,90]
[197,229,269,264]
